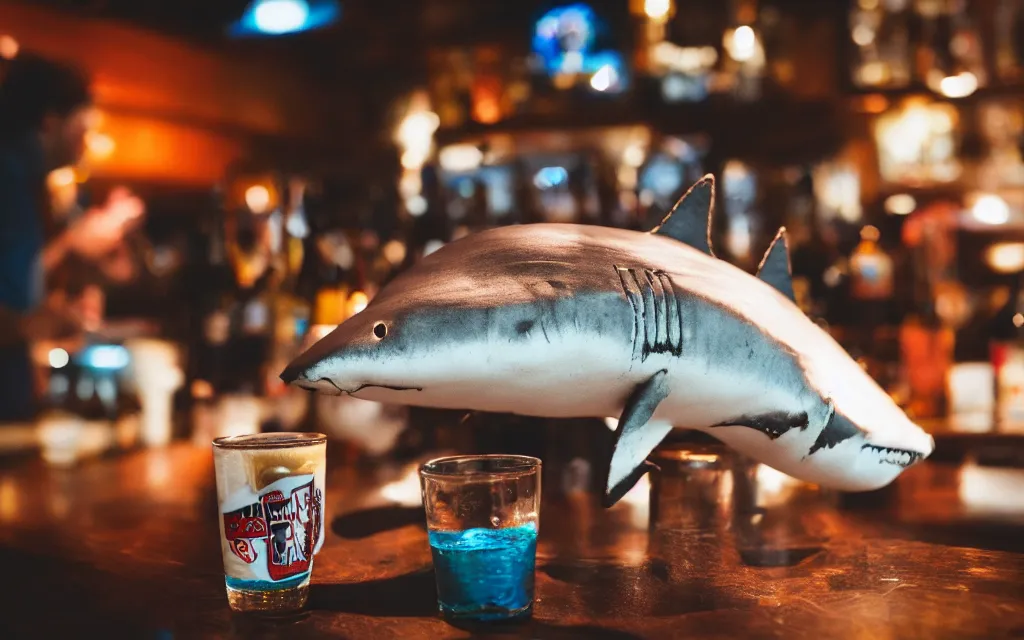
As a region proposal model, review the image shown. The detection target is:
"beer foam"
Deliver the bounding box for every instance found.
[242,447,320,492]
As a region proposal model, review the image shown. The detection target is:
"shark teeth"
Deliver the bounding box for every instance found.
[861,444,922,468]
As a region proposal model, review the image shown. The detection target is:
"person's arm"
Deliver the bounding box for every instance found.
[45,187,145,271]
[0,302,80,348]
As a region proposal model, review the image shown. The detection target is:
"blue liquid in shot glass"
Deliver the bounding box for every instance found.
[428,524,538,620]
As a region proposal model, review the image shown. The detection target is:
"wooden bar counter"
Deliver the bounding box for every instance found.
[0,444,1022,639]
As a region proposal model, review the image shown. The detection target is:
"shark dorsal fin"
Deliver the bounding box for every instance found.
[756,227,796,302]
[651,174,715,256]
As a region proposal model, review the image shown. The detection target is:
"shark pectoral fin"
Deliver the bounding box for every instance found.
[650,174,715,256]
[603,369,673,508]
[755,227,796,303]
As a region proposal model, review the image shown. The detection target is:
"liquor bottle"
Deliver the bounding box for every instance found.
[850,225,895,303]
[947,0,985,86]
[989,275,1024,431]
[994,0,1024,82]
[847,0,913,87]
[113,377,142,451]
[187,202,234,400]
[899,207,957,420]
[849,225,896,380]
[312,264,348,329]
[63,366,115,459]
[37,366,82,467]
[409,166,452,256]
[785,169,827,316]
[235,271,273,396]
[265,178,311,391]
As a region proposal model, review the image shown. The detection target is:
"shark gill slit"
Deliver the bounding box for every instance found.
[659,271,682,349]
[615,266,683,361]
[629,270,652,357]
[645,269,667,347]
[807,402,863,456]
[614,266,642,360]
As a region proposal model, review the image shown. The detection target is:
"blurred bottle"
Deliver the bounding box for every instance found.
[187,202,233,396]
[265,179,312,399]
[73,368,111,427]
[786,170,832,318]
[236,278,272,394]
[850,225,895,302]
[312,264,348,329]
[113,378,142,451]
[850,0,912,88]
[52,366,115,461]
[37,367,82,466]
[989,275,1024,431]
[946,0,985,87]
[849,225,896,379]
[899,235,953,419]
[995,0,1024,82]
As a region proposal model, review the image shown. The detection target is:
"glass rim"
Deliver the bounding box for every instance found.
[212,432,327,450]
[419,454,541,480]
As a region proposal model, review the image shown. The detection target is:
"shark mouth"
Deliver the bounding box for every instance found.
[294,379,423,395]
[861,444,924,468]
[348,382,424,394]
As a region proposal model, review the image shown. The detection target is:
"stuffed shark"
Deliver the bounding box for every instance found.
[281,175,935,506]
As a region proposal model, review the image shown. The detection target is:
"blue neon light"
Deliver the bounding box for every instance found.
[229,0,341,37]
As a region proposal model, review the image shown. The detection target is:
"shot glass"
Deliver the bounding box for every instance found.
[213,432,326,613]
[420,455,541,622]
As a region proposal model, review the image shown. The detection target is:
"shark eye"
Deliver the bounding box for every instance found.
[372,322,388,340]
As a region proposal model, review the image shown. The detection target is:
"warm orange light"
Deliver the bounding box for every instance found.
[972,194,1011,225]
[85,131,115,161]
[473,97,501,125]
[349,291,369,315]
[191,379,214,400]
[725,26,758,63]
[0,477,18,522]
[47,167,76,189]
[91,112,244,185]
[859,94,889,114]
[884,193,916,215]
[382,239,407,265]
[0,35,19,59]
[471,77,503,124]
[245,185,272,214]
[644,0,672,21]
[309,324,336,342]
[985,243,1024,273]
[938,71,978,99]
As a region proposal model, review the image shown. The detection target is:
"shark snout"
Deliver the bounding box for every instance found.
[280,363,346,395]
[280,362,304,385]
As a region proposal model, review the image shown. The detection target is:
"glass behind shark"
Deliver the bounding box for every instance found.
[212,433,326,613]
[420,455,541,621]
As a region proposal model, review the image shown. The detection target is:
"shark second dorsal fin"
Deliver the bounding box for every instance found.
[651,174,715,256]
[756,227,796,303]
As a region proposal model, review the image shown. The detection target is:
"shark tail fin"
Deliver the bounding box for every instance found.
[650,175,715,256]
[756,227,796,303]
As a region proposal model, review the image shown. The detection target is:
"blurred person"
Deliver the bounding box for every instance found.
[0,53,143,421]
